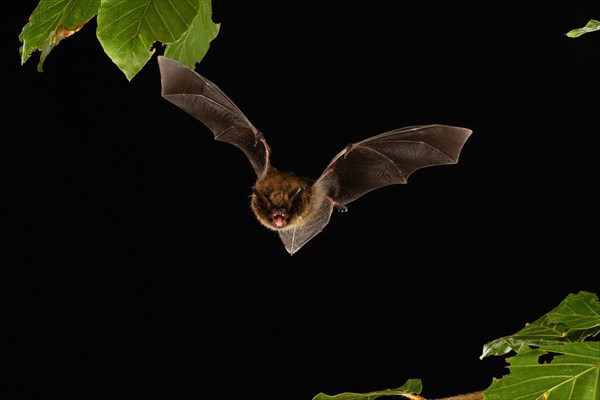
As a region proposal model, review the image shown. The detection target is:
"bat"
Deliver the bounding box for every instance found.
[157,56,472,255]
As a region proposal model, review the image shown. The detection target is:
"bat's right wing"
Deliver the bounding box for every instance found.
[158,56,270,177]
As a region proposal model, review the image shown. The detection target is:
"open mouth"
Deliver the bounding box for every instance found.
[272,211,287,228]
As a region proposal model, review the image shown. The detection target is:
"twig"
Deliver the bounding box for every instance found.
[402,391,484,400]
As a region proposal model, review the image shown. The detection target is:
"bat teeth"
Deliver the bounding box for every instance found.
[272,214,287,228]
[271,210,289,228]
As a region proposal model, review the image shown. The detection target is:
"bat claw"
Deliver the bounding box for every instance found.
[326,195,347,213]
[335,204,348,213]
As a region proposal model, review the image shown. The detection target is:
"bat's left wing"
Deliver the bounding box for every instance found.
[279,124,472,255]
[319,124,473,206]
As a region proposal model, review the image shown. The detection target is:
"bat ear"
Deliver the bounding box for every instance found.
[252,187,269,206]
[289,187,304,203]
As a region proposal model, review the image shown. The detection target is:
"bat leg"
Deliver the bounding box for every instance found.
[326,195,348,213]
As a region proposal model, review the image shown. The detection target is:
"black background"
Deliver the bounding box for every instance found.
[4,2,599,399]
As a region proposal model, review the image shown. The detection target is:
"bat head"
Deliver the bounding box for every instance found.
[250,169,315,231]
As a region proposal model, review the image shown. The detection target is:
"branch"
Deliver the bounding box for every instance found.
[434,391,483,400]
[403,391,483,400]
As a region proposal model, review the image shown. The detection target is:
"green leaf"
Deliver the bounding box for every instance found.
[312,379,422,400]
[19,0,101,71]
[566,19,600,38]
[481,291,600,359]
[547,291,600,332]
[97,0,219,81]
[481,316,572,359]
[163,0,220,68]
[484,342,600,400]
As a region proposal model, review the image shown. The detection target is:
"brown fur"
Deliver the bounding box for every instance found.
[251,167,322,230]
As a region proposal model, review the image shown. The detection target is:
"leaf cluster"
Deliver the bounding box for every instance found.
[315,291,600,400]
[19,0,220,80]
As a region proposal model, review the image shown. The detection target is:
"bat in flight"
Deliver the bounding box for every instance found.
[157,56,472,255]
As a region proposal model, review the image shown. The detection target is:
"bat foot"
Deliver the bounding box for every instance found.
[325,195,348,213]
[335,204,348,213]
